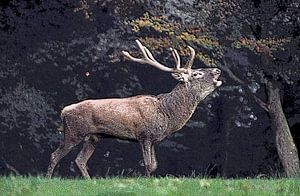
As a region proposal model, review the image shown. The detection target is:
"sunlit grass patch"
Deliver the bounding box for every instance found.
[0,175,299,196]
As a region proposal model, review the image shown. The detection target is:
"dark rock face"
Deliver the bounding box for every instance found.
[0,0,299,178]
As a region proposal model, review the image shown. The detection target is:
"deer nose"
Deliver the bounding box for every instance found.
[213,68,221,75]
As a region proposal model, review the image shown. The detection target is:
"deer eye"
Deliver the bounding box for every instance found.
[193,71,204,78]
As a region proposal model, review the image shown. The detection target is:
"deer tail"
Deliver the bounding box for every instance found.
[56,113,66,133]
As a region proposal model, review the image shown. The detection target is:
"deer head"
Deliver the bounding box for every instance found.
[122,40,222,91]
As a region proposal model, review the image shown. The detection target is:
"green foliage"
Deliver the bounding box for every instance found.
[127,2,300,83]
[127,12,181,35]
[0,176,299,196]
[233,37,291,57]
[74,0,93,21]
[0,81,59,148]
[126,13,222,67]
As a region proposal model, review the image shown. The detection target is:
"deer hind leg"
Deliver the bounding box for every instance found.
[75,135,99,179]
[46,138,81,178]
[46,114,86,178]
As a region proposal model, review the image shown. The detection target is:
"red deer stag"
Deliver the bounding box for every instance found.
[46,40,222,179]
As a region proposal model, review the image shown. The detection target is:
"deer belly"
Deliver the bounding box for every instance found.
[94,119,138,140]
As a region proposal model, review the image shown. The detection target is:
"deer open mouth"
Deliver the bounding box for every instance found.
[213,79,222,87]
[212,69,222,87]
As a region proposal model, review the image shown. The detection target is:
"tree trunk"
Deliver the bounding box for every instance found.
[267,82,300,177]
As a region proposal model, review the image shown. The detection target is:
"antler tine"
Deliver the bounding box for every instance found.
[135,40,152,61]
[170,48,181,70]
[122,40,186,73]
[122,51,146,64]
[143,47,157,62]
[184,46,195,69]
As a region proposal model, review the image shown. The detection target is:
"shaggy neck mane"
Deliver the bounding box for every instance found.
[157,83,200,134]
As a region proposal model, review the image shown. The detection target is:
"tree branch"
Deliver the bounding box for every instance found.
[217,61,270,112]
[217,62,245,85]
[251,93,270,112]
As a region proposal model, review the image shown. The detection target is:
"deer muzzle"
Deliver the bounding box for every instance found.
[212,68,222,87]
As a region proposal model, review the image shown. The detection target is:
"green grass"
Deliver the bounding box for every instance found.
[0,175,299,196]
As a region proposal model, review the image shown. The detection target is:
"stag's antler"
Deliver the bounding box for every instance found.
[122,40,195,73]
[184,46,195,69]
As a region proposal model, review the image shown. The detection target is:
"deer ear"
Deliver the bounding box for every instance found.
[171,73,189,82]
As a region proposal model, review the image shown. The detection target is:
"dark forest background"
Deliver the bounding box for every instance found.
[0,0,300,178]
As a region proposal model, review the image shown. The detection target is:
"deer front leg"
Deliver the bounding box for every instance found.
[140,140,156,176]
[150,145,158,173]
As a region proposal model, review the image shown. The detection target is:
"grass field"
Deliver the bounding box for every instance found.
[0,175,299,196]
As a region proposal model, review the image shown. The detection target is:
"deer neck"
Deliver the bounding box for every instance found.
[158,83,203,134]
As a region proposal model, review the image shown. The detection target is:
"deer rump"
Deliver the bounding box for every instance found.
[61,95,160,141]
